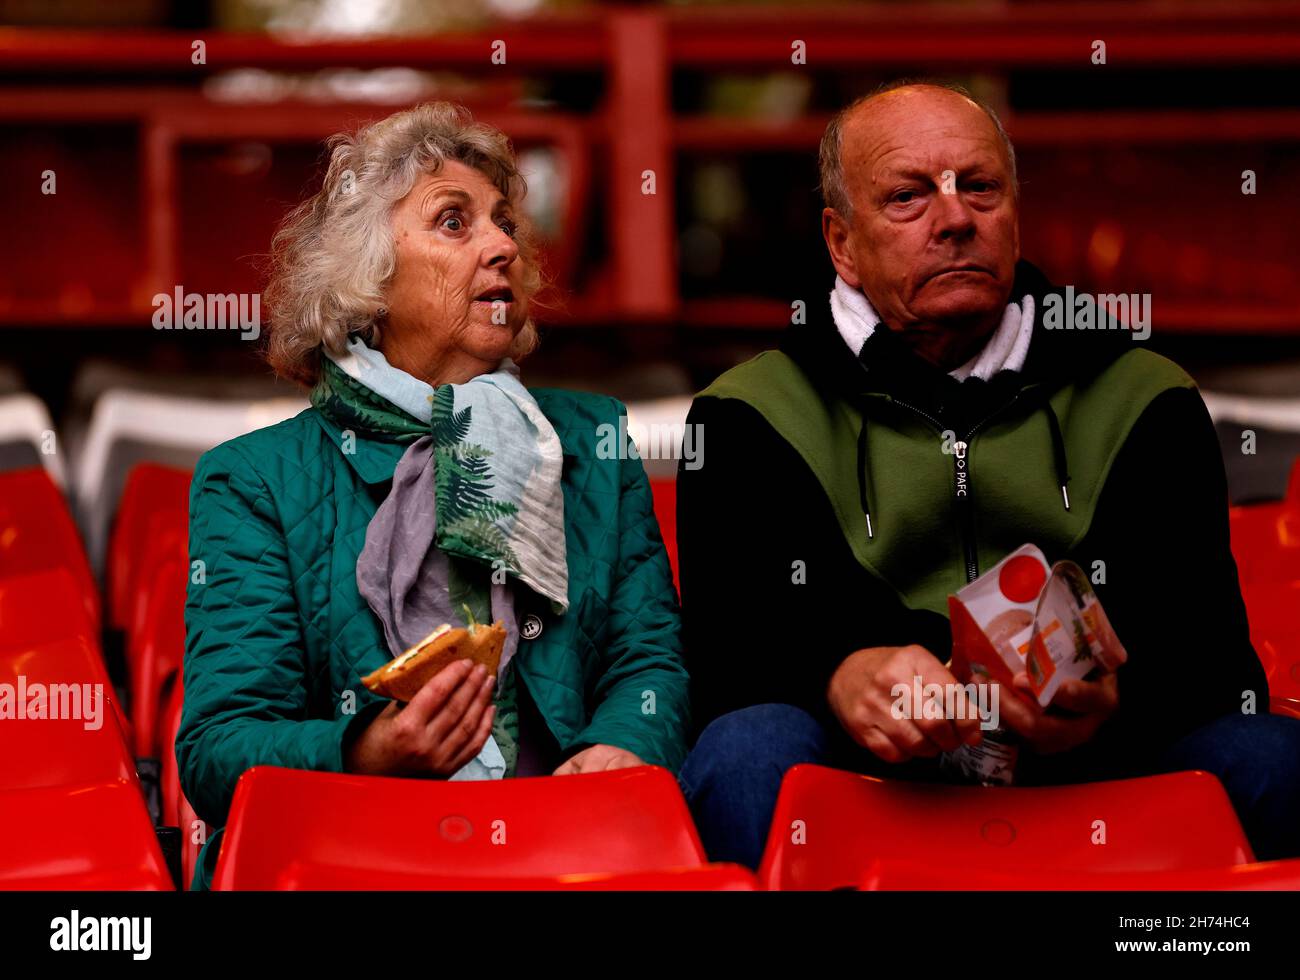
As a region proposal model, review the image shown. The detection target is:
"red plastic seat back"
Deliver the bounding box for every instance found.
[859,857,1300,891]
[160,678,203,889]
[213,764,706,890]
[0,782,171,890]
[124,509,189,652]
[0,567,163,889]
[1229,457,1300,585]
[1240,580,1300,702]
[0,565,93,650]
[758,764,1253,891]
[0,640,136,791]
[0,467,99,630]
[1272,696,1300,719]
[0,568,133,772]
[128,557,187,757]
[275,862,758,891]
[107,462,191,630]
[649,478,678,591]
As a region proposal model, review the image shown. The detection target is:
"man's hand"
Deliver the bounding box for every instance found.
[553,744,645,776]
[828,644,985,763]
[344,659,496,777]
[999,671,1120,755]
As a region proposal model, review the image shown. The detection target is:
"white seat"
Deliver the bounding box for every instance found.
[0,393,67,487]
[623,395,695,481]
[73,389,308,574]
[1200,391,1300,432]
[1201,390,1300,505]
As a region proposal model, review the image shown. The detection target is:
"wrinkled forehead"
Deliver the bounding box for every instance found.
[841,92,1009,186]
[406,161,513,213]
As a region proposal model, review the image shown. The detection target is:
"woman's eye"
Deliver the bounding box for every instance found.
[497,219,517,237]
[438,211,465,232]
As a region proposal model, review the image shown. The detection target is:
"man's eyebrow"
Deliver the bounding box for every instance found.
[877,166,934,184]
[875,162,1002,190]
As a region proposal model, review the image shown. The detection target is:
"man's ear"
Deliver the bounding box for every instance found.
[821,207,861,288]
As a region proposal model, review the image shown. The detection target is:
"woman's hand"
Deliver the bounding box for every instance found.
[345,659,496,777]
[552,744,645,776]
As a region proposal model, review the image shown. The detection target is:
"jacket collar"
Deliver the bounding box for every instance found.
[781,258,1137,415]
[308,397,580,486]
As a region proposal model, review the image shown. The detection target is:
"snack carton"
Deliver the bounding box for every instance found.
[942,544,1127,784]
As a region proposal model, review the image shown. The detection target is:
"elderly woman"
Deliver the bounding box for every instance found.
[177,102,689,889]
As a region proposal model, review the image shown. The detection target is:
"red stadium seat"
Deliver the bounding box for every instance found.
[107,462,191,631]
[858,857,1300,891]
[212,764,708,890]
[160,679,203,889]
[0,567,132,763]
[0,648,136,791]
[1229,456,1300,585]
[0,565,93,650]
[757,764,1253,891]
[1271,696,1300,720]
[0,569,164,889]
[123,509,189,651]
[649,478,678,591]
[0,781,172,890]
[1240,580,1300,703]
[0,467,99,630]
[1231,507,1300,585]
[274,862,758,891]
[127,557,186,757]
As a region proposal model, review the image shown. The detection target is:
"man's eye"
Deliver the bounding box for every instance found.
[893,190,917,204]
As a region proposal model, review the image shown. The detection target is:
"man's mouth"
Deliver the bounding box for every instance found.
[929,264,992,281]
[474,286,515,304]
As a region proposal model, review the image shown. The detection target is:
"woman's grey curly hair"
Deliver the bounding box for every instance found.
[264,102,543,386]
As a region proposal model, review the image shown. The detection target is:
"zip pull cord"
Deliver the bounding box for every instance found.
[856,413,874,539]
[1043,403,1072,512]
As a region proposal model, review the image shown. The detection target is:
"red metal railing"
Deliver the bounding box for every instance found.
[1,2,1298,331]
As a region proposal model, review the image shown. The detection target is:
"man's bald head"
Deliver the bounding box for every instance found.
[819,80,1018,222]
[818,80,1022,371]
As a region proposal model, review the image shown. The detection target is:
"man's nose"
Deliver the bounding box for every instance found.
[932,186,977,241]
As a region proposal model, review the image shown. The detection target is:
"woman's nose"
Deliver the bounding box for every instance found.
[485,226,519,267]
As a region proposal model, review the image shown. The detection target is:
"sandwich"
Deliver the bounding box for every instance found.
[362,609,507,702]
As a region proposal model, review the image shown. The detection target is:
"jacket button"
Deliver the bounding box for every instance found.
[521,614,543,640]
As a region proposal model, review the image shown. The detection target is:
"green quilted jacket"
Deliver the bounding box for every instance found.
[177,388,689,890]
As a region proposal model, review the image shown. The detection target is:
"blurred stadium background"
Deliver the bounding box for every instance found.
[3,0,1300,499]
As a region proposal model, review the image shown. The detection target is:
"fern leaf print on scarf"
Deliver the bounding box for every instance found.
[431,385,521,572]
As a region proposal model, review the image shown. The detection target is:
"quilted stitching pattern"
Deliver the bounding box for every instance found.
[177,389,690,831]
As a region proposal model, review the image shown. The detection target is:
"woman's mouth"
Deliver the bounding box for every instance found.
[474,286,515,305]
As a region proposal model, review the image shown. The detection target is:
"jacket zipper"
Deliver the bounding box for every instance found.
[951,439,976,581]
[891,396,1021,584]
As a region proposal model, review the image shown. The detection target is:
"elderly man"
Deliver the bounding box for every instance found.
[675,80,1300,871]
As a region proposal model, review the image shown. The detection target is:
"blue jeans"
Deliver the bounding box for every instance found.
[677,704,1300,870]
